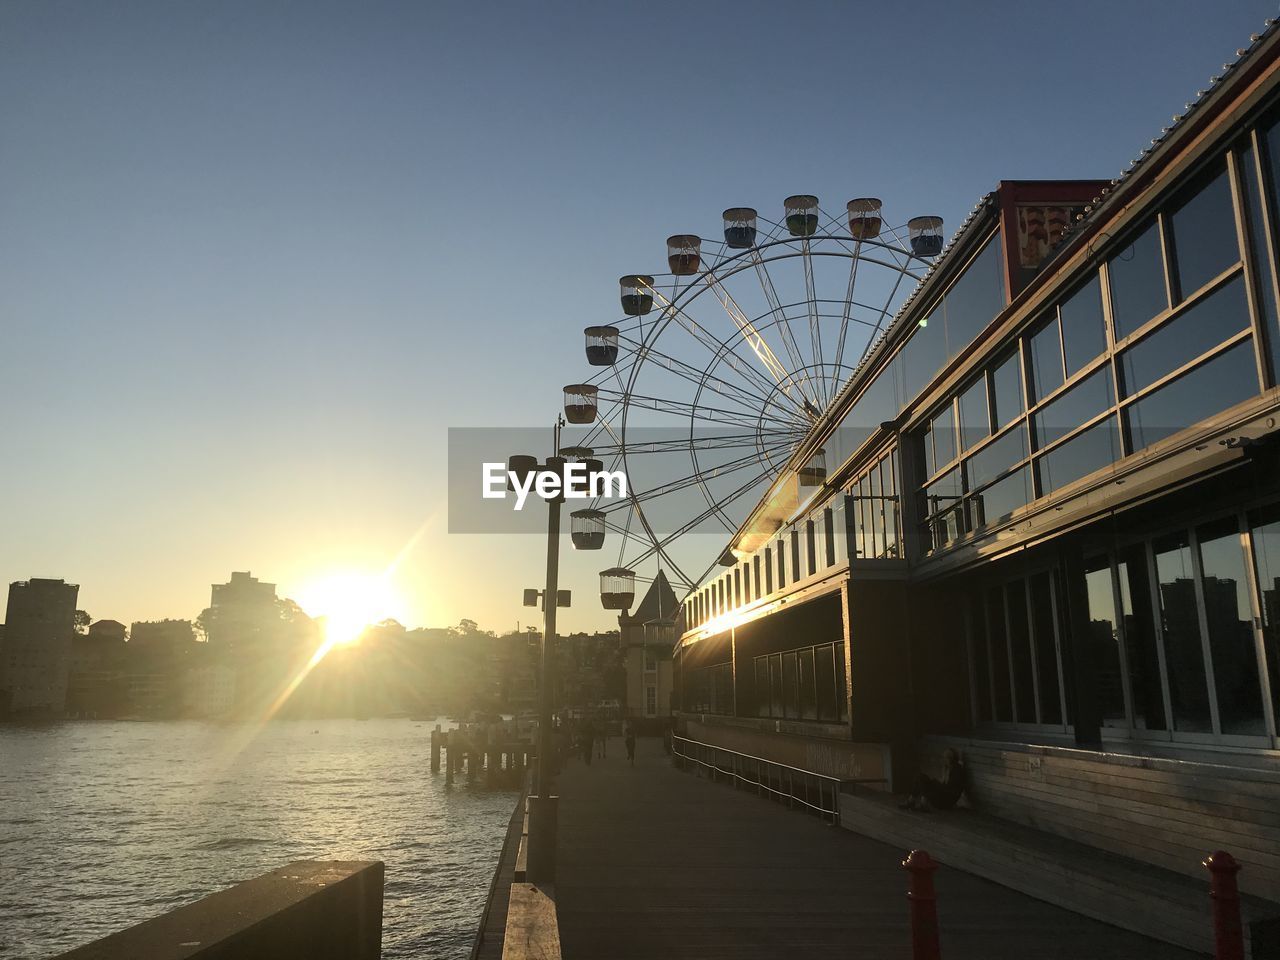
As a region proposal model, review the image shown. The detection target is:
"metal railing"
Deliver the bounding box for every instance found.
[671,735,843,823]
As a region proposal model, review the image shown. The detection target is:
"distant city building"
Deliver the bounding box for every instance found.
[67,620,129,720]
[204,571,279,650]
[128,619,196,658]
[184,663,237,719]
[0,578,79,718]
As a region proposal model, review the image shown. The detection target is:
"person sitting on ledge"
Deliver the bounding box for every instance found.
[899,748,966,812]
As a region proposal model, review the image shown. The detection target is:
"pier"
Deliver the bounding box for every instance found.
[432,723,531,789]
[529,738,1200,959]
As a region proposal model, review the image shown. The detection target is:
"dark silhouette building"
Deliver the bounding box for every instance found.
[0,578,79,718]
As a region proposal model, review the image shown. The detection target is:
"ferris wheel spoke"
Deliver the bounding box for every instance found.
[748,250,814,410]
[602,388,795,433]
[701,272,793,393]
[602,439,794,511]
[614,332,793,421]
[800,237,826,408]
[832,246,864,400]
[647,291,798,411]
[590,430,801,457]
[620,457,781,572]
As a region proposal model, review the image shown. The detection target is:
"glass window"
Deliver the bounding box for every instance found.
[798,647,817,720]
[1109,219,1169,340]
[902,315,949,402]
[1153,531,1212,733]
[775,540,786,590]
[869,464,883,558]
[1125,339,1258,451]
[968,424,1028,489]
[988,586,1012,722]
[924,466,963,532]
[836,641,848,722]
[764,549,773,594]
[970,465,1030,527]
[1028,314,1065,401]
[782,651,799,719]
[1007,582,1036,723]
[932,404,957,472]
[1197,518,1266,736]
[991,350,1024,428]
[943,234,1007,356]
[1037,417,1120,496]
[1084,557,1127,725]
[1120,277,1249,396]
[1169,163,1240,300]
[769,653,784,716]
[1033,367,1115,448]
[815,643,838,722]
[755,657,770,717]
[1116,544,1167,731]
[1060,275,1108,377]
[957,376,990,452]
[1247,503,1280,730]
[805,519,817,576]
[969,596,992,722]
[1029,572,1062,725]
[734,568,741,608]
[1241,141,1280,387]
[883,457,900,558]
[791,529,801,582]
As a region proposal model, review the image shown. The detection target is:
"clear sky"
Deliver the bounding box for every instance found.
[2,0,1276,634]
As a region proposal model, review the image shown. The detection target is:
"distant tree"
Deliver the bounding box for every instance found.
[455,618,479,635]
[194,607,215,643]
[73,610,91,634]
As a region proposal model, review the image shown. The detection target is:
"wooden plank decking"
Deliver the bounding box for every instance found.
[553,737,1204,959]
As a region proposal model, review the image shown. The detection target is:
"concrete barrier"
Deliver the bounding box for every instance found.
[55,860,383,960]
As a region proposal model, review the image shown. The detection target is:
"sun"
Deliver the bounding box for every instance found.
[293,570,402,647]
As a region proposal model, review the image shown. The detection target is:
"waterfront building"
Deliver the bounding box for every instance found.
[128,619,196,661]
[204,571,280,651]
[67,619,129,718]
[675,26,1280,903]
[619,572,678,725]
[0,578,79,718]
[184,662,237,719]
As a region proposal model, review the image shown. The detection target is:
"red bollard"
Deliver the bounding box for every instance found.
[1204,851,1244,960]
[902,849,942,960]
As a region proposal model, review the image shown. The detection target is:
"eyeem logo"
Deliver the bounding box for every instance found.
[482,462,627,511]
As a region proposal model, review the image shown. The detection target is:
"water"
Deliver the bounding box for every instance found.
[0,719,518,959]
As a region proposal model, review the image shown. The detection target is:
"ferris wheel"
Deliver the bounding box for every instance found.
[560,197,945,611]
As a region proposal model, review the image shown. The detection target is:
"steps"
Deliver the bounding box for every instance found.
[839,787,1280,958]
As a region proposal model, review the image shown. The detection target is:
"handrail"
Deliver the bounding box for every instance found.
[671,734,842,823]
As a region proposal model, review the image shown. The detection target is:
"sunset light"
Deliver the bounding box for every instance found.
[293,571,403,647]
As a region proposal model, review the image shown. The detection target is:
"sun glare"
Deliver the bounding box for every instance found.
[294,571,401,647]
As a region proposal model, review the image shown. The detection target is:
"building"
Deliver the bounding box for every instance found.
[0,578,79,718]
[204,571,279,650]
[620,571,678,726]
[128,619,196,660]
[67,619,129,718]
[675,24,1280,908]
[184,662,237,719]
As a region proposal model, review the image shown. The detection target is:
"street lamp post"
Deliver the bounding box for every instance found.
[512,417,569,883]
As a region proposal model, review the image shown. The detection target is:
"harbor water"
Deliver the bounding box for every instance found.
[0,718,516,959]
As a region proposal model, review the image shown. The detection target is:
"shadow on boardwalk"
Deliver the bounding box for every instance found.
[554,737,1202,960]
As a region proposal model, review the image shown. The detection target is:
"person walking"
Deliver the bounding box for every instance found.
[624,720,637,767]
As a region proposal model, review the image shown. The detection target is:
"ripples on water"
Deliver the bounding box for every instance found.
[0,719,517,959]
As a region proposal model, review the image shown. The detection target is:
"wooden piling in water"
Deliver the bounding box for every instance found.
[430,725,441,773]
[445,738,455,785]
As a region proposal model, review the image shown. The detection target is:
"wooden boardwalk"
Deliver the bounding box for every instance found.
[553,737,1203,960]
